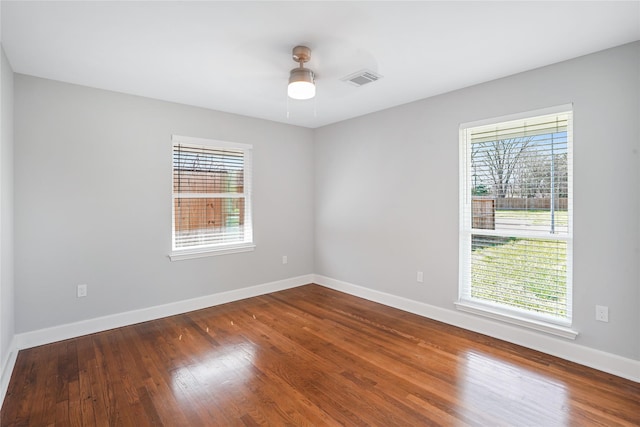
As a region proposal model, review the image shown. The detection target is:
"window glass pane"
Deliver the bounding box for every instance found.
[174,197,246,248]
[471,236,568,318]
[173,145,244,193]
[470,130,568,235]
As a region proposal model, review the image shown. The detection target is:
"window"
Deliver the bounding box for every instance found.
[170,135,253,260]
[458,106,575,338]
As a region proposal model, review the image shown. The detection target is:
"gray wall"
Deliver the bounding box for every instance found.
[14,76,315,333]
[314,42,640,360]
[0,46,14,372]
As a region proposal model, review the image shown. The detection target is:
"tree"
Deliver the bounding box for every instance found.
[553,153,568,198]
[514,149,551,198]
[472,184,490,196]
[511,148,568,200]
[472,137,533,198]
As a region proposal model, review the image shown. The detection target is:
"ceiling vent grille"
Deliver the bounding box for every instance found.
[341,69,383,87]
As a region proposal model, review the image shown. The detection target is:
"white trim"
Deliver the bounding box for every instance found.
[174,193,245,199]
[15,274,312,351]
[313,274,640,383]
[0,336,17,406]
[469,228,569,240]
[459,103,574,130]
[169,243,255,261]
[171,134,253,150]
[454,300,578,339]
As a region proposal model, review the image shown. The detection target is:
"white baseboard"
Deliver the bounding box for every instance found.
[314,274,640,383]
[0,336,18,406]
[15,274,313,351]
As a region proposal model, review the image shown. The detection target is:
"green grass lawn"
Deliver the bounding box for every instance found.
[471,236,567,317]
[495,209,568,227]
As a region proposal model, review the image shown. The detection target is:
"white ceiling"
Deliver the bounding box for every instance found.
[2,1,639,128]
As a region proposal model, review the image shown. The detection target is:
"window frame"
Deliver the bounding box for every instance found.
[457,105,577,339]
[169,135,254,261]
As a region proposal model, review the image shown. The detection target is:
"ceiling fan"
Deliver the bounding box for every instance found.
[284,43,382,102]
[287,45,316,100]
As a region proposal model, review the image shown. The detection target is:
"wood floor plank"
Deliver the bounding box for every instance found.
[2,284,639,426]
[75,336,98,427]
[244,297,449,425]
[257,294,470,422]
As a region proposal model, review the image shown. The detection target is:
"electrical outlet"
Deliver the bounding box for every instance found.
[595,305,609,322]
[77,284,87,298]
[417,271,424,283]
[282,255,288,265]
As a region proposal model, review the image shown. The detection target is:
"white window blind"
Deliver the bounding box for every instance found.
[171,136,253,258]
[459,107,573,328]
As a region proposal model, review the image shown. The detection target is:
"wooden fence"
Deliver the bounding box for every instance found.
[472,197,568,230]
[174,170,244,233]
[495,197,568,210]
[472,198,495,229]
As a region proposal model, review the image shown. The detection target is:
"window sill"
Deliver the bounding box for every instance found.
[169,243,255,261]
[454,300,578,340]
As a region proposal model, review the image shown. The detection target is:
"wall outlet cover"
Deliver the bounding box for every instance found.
[595,305,609,322]
[77,284,87,298]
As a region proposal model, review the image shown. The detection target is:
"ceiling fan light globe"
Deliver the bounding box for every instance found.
[288,81,316,100]
[288,67,315,100]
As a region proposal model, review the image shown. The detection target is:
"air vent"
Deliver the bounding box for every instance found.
[341,69,383,87]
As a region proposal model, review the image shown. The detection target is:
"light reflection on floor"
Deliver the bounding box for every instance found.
[458,350,568,426]
[170,342,257,402]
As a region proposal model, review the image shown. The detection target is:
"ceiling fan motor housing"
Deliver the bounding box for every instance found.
[289,67,314,84]
[292,45,311,64]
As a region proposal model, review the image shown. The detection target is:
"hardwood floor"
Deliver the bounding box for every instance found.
[1,284,638,426]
